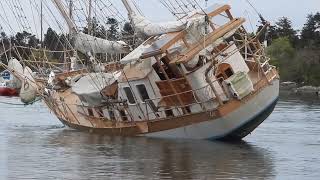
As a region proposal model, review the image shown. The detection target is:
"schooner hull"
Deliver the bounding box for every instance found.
[55,79,279,141]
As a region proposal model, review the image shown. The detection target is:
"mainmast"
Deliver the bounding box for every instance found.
[40,0,43,47]
[121,0,135,16]
[87,0,92,35]
[51,0,77,32]
[69,0,73,34]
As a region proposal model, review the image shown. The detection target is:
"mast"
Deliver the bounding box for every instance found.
[69,0,73,34]
[51,0,77,32]
[40,0,43,47]
[121,0,135,16]
[87,0,92,35]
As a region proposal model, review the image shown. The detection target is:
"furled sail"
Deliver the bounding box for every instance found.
[74,32,130,54]
[7,58,23,89]
[122,0,186,37]
[130,14,187,37]
[20,66,38,104]
[52,0,130,54]
[7,58,37,103]
[8,58,23,76]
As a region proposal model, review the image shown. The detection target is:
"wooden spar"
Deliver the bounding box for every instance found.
[69,0,73,34]
[121,0,135,16]
[40,0,43,47]
[51,0,77,32]
[207,5,231,18]
[88,0,93,35]
[171,18,246,64]
[225,9,234,20]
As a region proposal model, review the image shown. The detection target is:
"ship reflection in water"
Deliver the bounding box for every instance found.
[1,96,320,179]
[4,131,275,180]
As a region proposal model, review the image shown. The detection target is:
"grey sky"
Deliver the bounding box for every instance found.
[140,0,320,30]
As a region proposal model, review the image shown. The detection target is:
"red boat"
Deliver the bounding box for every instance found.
[0,83,19,97]
[0,70,20,97]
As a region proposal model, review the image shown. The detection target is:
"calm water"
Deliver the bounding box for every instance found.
[0,96,320,180]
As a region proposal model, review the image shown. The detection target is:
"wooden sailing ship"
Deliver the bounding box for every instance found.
[1,0,279,140]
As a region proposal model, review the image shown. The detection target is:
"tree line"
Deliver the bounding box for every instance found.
[0,17,134,63]
[264,13,320,86]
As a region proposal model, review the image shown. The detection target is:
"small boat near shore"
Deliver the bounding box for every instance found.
[0,70,20,97]
[0,83,19,96]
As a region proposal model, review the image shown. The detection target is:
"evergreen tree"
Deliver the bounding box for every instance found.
[83,17,110,39]
[43,28,59,50]
[274,17,298,45]
[122,22,134,36]
[301,13,320,47]
[106,18,119,41]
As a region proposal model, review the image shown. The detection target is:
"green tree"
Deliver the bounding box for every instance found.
[83,17,108,39]
[274,17,298,45]
[44,28,59,50]
[301,13,320,47]
[106,18,119,41]
[122,22,134,36]
[267,37,297,81]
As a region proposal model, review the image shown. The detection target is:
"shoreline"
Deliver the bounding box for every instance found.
[280,81,320,98]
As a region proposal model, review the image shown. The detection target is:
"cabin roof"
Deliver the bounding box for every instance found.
[119,58,154,82]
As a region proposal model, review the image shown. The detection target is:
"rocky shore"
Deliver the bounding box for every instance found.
[280,82,320,97]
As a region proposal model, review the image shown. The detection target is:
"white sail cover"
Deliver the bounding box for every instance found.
[131,14,187,37]
[7,58,23,89]
[72,72,119,106]
[20,66,38,104]
[8,58,23,76]
[74,32,129,54]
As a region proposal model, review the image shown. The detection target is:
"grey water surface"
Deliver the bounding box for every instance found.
[0,95,320,180]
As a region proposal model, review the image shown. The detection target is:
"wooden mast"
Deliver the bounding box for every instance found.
[87,0,93,35]
[40,0,43,48]
[51,0,77,32]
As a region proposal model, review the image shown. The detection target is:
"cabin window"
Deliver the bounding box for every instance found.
[136,84,150,101]
[137,84,158,112]
[165,109,174,117]
[216,63,234,80]
[123,87,136,104]
[225,68,234,78]
[88,108,94,117]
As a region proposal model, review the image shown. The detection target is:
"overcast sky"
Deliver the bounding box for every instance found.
[0,0,319,37]
[139,0,320,30]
